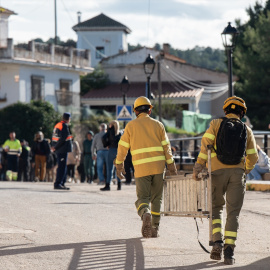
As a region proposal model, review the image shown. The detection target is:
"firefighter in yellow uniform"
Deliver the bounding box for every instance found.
[115,96,177,238]
[193,96,258,265]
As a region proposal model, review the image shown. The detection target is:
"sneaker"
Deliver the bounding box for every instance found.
[141,213,152,238]
[98,181,105,185]
[224,245,235,265]
[210,241,223,260]
[151,227,159,238]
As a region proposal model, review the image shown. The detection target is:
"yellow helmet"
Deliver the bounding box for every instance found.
[223,96,247,114]
[133,96,153,112]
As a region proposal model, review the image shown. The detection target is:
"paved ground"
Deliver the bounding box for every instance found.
[0,181,270,270]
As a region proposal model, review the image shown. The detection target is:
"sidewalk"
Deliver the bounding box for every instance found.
[0,181,269,269]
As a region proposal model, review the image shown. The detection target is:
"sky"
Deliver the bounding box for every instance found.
[1,0,267,50]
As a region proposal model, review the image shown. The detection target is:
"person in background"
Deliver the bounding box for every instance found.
[18,139,31,182]
[52,112,73,190]
[31,131,51,182]
[100,120,122,191]
[91,123,108,185]
[67,139,81,183]
[124,150,134,185]
[0,145,3,180]
[83,131,95,183]
[3,131,21,181]
[247,144,270,180]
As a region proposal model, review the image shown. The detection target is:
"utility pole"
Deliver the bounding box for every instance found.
[54,0,57,45]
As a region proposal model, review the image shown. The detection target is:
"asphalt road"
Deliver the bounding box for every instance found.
[0,181,269,270]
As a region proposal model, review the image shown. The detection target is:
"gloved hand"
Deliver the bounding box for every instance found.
[193,162,205,181]
[167,162,178,176]
[113,159,126,179]
[245,169,252,175]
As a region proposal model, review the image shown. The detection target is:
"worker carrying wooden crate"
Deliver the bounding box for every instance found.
[193,96,258,265]
[114,96,177,238]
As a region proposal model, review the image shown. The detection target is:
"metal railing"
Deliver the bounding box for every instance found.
[170,131,270,170]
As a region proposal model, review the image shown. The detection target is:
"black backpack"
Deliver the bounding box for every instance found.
[215,117,247,165]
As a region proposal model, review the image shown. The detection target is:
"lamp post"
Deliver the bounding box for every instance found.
[120,75,130,128]
[221,22,239,97]
[143,54,156,99]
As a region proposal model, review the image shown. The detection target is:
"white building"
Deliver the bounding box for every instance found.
[82,45,229,118]
[0,7,93,118]
[73,13,131,68]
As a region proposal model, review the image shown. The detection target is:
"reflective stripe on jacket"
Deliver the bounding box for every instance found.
[3,139,22,155]
[116,113,174,178]
[197,113,258,171]
[52,121,73,153]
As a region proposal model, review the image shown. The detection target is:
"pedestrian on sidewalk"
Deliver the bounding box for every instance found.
[67,139,81,183]
[3,131,21,181]
[31,131,51,182]
[193,96,258,265]
[18,139,31,181]
[91,123,108,185]
[100,120,122,191]
[247,144,270,180]
[114,96,177,238]
[52,112,73,190]
[83,131,95,183]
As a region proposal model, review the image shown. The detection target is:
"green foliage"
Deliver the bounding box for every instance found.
[170,45,227,72]
[165,126,196,136]
[17,37,77,48]
[234,1,270,129]
[128,43,143,51]
[151,100,183,120]
[80,65,109,96]
[0,101,61,146]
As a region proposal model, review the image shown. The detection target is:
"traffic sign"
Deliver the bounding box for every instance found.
[117,105,133,121]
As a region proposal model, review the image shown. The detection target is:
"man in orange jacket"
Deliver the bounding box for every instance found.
[115,96,177,238]
[52,112,73,190]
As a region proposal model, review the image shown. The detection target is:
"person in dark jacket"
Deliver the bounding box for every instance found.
[31,131,51,182]
[83,131,95,183]
[100,120,122,191]
[18,139,31,181]
[51,112,73,190]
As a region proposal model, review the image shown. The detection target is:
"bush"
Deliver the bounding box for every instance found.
[0,101,61,146]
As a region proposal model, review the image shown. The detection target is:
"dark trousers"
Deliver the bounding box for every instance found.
[7,155,18,172]
[124,151,134,183]
[67,164,75,178]
[18,159,30,181]
[55,153,68,187]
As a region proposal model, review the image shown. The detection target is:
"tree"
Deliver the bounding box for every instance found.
[80,65,109,96]
[234,1,270,129]
[0,101,61,145]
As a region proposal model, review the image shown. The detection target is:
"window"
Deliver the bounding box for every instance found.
[31,76,44,101]
[60,79,72,92]
[96,46,104,59]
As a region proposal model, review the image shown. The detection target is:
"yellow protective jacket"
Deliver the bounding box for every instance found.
[115,113,174,178]
[197,113,258,172]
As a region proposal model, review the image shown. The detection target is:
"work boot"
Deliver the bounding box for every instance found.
[224,245,235,265]
[210,241,223,260]
[141,213,152,238]
[151,226,159,238]
[117,181,121,190]
[100,183,110,191]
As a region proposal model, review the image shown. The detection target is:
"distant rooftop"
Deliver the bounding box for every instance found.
[0,7,17,15]
[73,13,131,34]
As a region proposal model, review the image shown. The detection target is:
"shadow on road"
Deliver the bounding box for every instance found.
[0,237,269,269]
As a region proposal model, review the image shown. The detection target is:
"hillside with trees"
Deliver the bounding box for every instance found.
[234,0,270,130]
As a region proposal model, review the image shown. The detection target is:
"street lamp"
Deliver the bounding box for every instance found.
[143,54,156,99]
[221,22,239,97]
[120,75,130,128]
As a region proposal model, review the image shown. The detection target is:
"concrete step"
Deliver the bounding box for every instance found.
[246,180,270,191]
